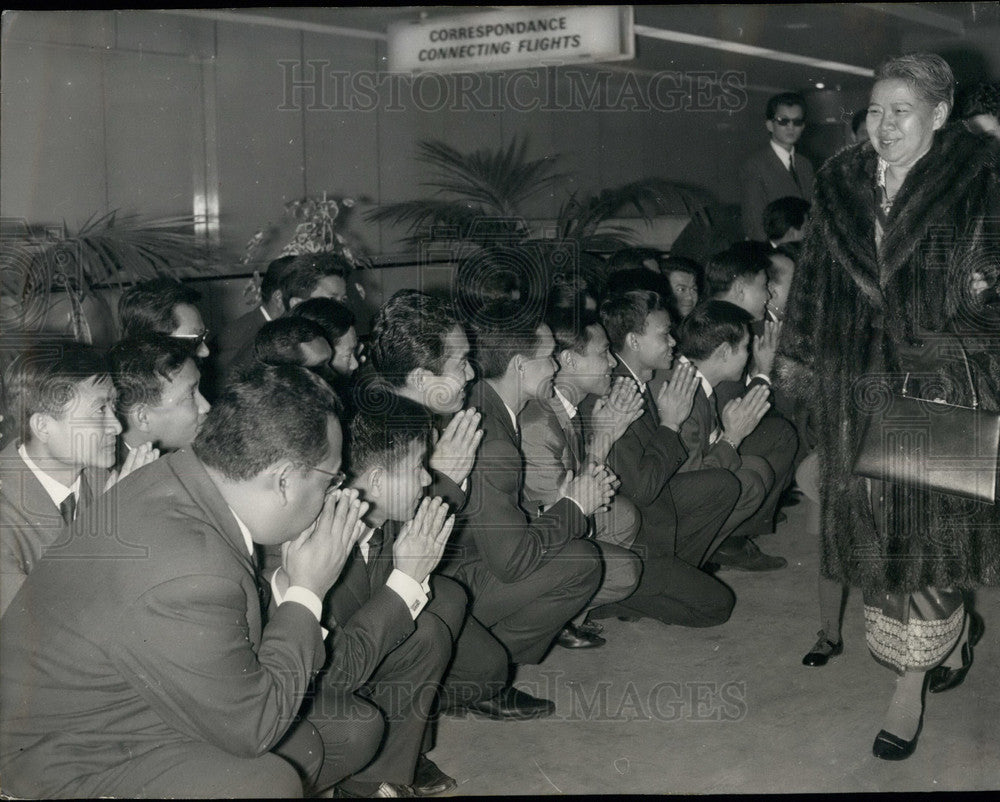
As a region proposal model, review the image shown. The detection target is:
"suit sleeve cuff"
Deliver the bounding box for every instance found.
[386,569,429,619]
[748,372,771,385]
[270,571,329,638]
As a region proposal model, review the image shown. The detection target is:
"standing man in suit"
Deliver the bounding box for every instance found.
[740,92,814,241]
[595,291,739,626]
[520,307,643,647]
[365,289,557,721]
[444,300,609,677]
[216,254,296,378]
[110,334,211,457]
[0,340,122,615]
[0,364,377,798]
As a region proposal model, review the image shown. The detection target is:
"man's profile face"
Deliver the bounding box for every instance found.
[422,325,474,414]
[720,332,752,382]
[331,327,360,377]
[633,310,675,372]
[522,324,558,401]
[739,270,772,321]
[143,358,210,450]
[273,415,344,543]
[41,376,122,470]
[382,439,432,523]
[568,324,616,397]
[310,275,349,304]
[766,103,806,149]
[766,255,795,317]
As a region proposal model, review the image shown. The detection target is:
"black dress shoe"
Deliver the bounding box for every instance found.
[448,687,556,721]
[872,725,921,761]
[577,617,604,636]
[802,630,844,667]
[712,539,787,572]
[411,755,457,797]
[928,612,985,693]
[557,623,606,649]
[334,780,416,797]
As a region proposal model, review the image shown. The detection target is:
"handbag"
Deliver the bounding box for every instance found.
[864,586,964,673]
[852,343,1000,504]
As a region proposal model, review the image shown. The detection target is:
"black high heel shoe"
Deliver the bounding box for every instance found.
[927,612,985,694]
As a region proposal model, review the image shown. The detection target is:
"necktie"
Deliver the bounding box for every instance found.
[788,153,802,192]
[59,493,77,526]
[569,414,586,472]
[366,527,385,577]
[251,547,272,616]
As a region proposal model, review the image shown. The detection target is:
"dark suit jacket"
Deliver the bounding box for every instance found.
[448,381,586,583]
[595,362,687,510]
[318,520,418,692]
[217,306,268,378]
[739,145,814,240]
[519,393,583,510]
[0,450,325,798]
[0,440,100,616]
[676,383,743,474]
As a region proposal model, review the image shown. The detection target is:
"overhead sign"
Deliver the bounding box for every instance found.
[388,6,635,75]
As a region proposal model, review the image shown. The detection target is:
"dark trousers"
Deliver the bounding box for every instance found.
[597,468,739,627]
[726,412,798,538]
[428,574,509,710]
[62,719,348,799]
[449,538,602,664]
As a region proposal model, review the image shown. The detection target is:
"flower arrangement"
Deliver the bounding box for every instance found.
[240,192,369,306]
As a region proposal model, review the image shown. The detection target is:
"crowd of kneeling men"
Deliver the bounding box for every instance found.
[0,240,802,797]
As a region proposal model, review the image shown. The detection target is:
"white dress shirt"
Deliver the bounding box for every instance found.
[770,139,795,171]
[18,444,80,509]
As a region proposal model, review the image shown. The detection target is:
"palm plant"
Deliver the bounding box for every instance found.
[0,211,210,343]
[367,135,711,253]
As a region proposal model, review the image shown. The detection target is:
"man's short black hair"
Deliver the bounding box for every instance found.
[546,306,601,356]
[677,300,754,361]
[454,246,545,329]
[110,334,194,414]
[599,290,666,352]
[2,338,111,443]
[279,253,350,310]
[603,267,674,306]
[253,317,330,367]
[763,196,811,242]
[192,363,341,481]
[118,277,201,340]
[369,290,457,388]
[469,298,544,380]
[260,255,297,306]
[766,92,806,119]
[705,242,772,297]
[291,297,356,346]
[347,384,432,476]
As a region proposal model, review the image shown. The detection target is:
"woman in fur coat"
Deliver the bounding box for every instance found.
[774,53,1000,760]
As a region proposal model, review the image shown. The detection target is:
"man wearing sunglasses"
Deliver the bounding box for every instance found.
[739,91,815,241]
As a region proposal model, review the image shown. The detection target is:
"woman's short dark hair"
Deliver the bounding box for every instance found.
[118,277,201,340]
[110,334,194,413]
[677,300,754,361]
[192,363,340,481]
[292,297,356,345]
[369,290,457,388]
[3,338,111,443]
[874,53,954,114]
[253,317,330,367]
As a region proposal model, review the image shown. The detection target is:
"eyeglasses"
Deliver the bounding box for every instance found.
[308,465,347,490]
[772,117,805,127]
[171,330,210,348]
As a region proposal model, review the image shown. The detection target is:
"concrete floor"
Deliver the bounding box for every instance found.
[430,496,1000,794]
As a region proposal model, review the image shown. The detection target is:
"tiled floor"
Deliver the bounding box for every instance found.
[430,496,1000,794]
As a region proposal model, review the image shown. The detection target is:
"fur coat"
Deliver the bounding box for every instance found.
[774,122,1000,595]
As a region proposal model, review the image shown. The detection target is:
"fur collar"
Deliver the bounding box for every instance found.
[813,123,1000,306]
